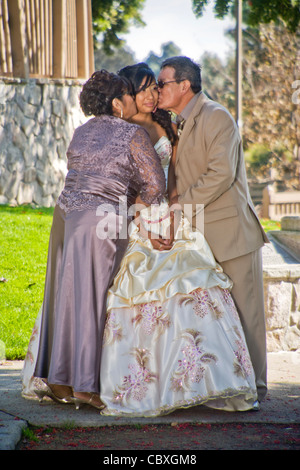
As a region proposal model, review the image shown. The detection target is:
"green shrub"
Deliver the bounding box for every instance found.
[244,144,273,177]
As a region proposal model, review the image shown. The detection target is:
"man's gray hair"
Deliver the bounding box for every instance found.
[161,56,202,94]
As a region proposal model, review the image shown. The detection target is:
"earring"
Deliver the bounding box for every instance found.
[120,108,123,119]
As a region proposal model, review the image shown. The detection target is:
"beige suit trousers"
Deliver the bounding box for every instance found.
[219,249,267,402]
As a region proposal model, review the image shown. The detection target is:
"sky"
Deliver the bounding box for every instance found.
[124,0,235,63]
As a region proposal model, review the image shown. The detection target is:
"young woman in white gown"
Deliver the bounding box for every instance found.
[99,64,258,416]
[22,64,258,415]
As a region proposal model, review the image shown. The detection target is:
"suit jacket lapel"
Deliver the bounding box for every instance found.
[176,92,209,165]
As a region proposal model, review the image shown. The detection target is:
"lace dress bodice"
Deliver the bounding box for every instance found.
[57,115,166,213]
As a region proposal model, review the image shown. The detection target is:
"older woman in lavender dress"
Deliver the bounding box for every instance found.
[23,70,165,410]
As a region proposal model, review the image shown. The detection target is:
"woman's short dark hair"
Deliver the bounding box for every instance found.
[161,56,202,94]
[118,63,177,145]
[79,70,132,116]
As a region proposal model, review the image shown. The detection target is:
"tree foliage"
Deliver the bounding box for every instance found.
[242,21,300,185]
[94,44,136,72]
[145,42,182,76]
[193,1,300,184]
[192,0,300,32]
[92,0,146,53]
[199,51,235,112]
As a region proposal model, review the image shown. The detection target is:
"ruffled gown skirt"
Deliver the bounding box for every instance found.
[100,214,258,416]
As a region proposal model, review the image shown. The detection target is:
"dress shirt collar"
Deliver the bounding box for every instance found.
[177,91,202,123]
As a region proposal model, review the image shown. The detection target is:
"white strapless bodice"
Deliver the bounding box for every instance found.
[154,135,172,182]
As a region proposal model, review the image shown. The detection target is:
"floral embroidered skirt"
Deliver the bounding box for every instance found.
[100,218,258,416]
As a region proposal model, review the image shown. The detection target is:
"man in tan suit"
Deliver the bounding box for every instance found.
[157,56,269,404]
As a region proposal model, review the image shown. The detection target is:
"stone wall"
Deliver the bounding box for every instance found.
[264,219,300,352]
[0,77,87,207]
[264,264,300,352]
[264,218,300,352]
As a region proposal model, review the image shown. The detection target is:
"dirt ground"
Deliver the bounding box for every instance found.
[18,422,300,451]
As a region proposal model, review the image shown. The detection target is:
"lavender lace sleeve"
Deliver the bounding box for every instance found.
[56,116,165,213]
[130,128,166,205]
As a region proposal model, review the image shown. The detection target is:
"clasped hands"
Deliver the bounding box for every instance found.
[137,198,182,251]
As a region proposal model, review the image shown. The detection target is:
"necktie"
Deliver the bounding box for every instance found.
[177,119,185,137]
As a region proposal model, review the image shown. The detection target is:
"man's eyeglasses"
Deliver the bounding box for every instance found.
[157,79,183,89]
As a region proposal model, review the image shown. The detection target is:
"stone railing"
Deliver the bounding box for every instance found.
[264,262,300,352]
[248,180,270,207]
[0,77,87,206]
[262,184,300,221]
[264,216,300,352]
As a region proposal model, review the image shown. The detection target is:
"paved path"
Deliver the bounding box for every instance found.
[1,352,299,450]
[263,232,299,265]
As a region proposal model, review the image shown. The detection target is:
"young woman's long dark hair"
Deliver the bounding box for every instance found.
[118,63,177,146]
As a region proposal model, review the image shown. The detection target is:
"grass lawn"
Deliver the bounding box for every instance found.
[0,205,54,359]
[259,218,281,232]
[0,205,281,360]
